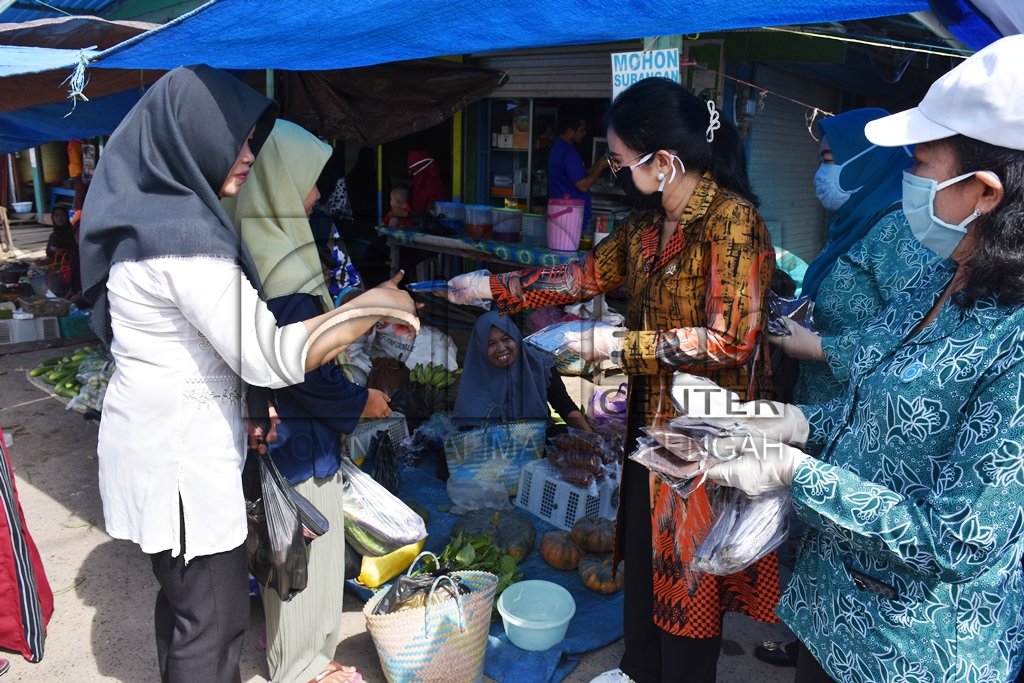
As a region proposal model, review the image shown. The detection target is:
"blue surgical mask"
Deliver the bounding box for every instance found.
[901,170,981,259]
[813,144,876,211]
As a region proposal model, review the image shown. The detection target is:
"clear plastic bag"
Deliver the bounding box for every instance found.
[546,428,618,495]
[66,350,115,413]
[767,292,816,336]
[523,320,617,376]
[340,457,427,557]
[691,488,791,575]
[446,478,512,515]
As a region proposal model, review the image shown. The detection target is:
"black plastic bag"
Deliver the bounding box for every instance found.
[244,453,309,601]
[371,568,469,615]
[370,431,401,494]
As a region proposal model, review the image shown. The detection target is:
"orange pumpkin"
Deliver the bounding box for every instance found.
[540,531,583,571]
[578,553,624,594]
[570,516,615,553]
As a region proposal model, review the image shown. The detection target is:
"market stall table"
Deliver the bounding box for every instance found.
[346,463,624,683]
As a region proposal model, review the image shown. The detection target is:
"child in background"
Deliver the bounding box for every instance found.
[383,186,414,228]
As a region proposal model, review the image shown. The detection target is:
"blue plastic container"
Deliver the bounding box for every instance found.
[496,580,576,651]
[434,201,464,233]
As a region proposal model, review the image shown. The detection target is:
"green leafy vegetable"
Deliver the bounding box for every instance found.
[416,533,523,613]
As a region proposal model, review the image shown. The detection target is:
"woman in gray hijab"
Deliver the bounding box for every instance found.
[79,66,417,683]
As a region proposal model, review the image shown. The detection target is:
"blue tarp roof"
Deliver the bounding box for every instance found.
[2,0,980,152]
[930,0,1023,50]
[0,88,139,153]
[89,0,931,71]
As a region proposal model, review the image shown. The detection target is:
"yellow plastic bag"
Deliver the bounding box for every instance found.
[358,538,427,588]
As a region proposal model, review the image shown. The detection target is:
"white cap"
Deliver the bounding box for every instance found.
[865,35,1024,151]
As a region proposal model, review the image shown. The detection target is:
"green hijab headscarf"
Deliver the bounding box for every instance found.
[228,119,333,310]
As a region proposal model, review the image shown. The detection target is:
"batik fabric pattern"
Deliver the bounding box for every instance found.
[784,260,1024,682]
[493,172,780,637]
[795,210,939,405]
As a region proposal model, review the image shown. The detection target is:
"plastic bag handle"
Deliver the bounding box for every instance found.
[422,574,466,632]
[406,550,441,576]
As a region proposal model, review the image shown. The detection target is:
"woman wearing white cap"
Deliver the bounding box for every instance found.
[698,35,1024,683]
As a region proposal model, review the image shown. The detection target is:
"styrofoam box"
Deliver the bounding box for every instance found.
[0,317,38,344]
[346,413,409,465]
[514,459,618,531]
[36,316,60,340]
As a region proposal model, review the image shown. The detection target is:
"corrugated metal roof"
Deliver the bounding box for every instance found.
[0,0,120,25]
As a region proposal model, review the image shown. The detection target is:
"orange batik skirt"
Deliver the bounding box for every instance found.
[650,477,781,637]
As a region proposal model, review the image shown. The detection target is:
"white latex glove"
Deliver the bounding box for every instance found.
[768,317,824,361]
[446,269,493,307]
[563,325,626,362]
[670,373,809,446]
[705,436,810,496]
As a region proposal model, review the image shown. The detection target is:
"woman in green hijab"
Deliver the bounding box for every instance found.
[230,120,389,683]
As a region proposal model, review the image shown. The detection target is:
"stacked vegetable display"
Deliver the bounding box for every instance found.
[28,346,96,398]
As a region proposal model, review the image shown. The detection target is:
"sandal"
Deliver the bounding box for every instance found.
[0,657,9,676]
[309,661,361,683]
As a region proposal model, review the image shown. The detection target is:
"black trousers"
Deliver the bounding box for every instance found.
[618,400,722,683]
[795,643,835,683]
[150,542,250,683]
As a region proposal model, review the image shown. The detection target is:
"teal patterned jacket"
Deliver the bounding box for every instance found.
[780,260,1024,683]
[796,210,938,405]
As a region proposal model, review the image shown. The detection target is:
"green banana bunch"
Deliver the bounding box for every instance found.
[409,363,462,389]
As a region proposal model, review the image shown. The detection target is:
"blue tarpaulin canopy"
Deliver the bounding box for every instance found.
[88,0,931,71]
[0,89,139,153]
[930,0,1023,49]
[14,0,1005,153]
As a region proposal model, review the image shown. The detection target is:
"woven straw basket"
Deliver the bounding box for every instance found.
[363,570,498,683]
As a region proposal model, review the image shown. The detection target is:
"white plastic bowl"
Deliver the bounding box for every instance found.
[496,580,575,651]
[11,201,32,214]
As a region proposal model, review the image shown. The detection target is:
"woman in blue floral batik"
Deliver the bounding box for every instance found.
[705,35,1024,683]
[784,109,938,407]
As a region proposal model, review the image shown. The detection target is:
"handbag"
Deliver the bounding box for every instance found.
[363,552,497,683]
[243,451,329,600]
[443,410,547,496]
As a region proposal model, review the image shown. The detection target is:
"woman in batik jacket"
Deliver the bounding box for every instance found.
[707,35,1024,683]
[448,77,777,683]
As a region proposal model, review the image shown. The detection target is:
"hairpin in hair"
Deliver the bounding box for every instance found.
[706,100,721,143]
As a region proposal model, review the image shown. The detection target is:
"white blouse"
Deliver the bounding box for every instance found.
[98,257,309,562]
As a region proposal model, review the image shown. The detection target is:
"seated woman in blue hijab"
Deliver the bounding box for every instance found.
[453,311,591,433]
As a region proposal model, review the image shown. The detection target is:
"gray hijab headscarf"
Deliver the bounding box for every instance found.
[79,65,278,343]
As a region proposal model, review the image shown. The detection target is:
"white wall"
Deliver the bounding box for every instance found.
[746,65,840,263]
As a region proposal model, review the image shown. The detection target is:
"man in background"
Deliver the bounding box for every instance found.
[547,110,608,230]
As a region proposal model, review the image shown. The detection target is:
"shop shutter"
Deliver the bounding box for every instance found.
[747,65,841,264]
[475,42,641,99]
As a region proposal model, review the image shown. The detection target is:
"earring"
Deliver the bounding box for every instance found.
[973,208,982,217]
[656,172,666,181]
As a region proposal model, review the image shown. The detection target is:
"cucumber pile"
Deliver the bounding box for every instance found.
[28,346,96,399]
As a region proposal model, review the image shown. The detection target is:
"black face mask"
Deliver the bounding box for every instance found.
[616,169,663,210]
